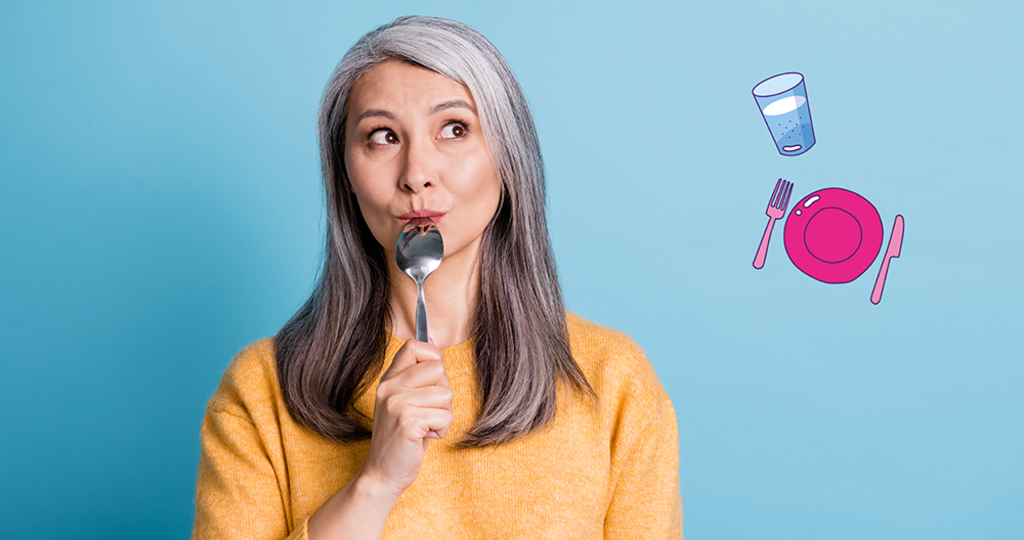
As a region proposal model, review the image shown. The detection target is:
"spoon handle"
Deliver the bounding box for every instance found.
[415,282,429,343]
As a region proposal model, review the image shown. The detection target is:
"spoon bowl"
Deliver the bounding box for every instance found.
[395,227,444,343]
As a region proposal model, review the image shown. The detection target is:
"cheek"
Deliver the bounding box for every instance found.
[345,165,393,245]
[460,154,502,211]
[483,169,503,220]
[345,148,384,212]
[349,183,389,224]
[350,191,395,250]
[482,175,502,218]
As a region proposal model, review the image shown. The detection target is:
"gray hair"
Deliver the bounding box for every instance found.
[275,16,594,448]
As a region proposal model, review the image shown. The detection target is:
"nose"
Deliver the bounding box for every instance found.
[399,138,436,194]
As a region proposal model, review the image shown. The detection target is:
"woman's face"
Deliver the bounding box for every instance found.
[344,60,502,271]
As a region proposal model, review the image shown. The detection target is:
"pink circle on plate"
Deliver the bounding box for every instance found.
[806,208,861,263]
[784,187,882,283]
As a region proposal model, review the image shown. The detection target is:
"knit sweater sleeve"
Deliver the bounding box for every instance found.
[602,339,683,539]
[191,340,308,540]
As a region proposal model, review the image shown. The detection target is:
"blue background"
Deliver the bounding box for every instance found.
[2,1,1021,538]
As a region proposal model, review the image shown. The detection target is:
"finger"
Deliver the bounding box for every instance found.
[391,359,451,390]
[382,339,443,380]
[421,408,454,437]
[403,385,453,410]
[409,338,442,362]
[384,406,452,442]
[375,394,451,437]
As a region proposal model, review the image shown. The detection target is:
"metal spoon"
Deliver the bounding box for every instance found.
[394,227,444,343]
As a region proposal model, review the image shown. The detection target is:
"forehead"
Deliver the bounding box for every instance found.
[347,60,477,115]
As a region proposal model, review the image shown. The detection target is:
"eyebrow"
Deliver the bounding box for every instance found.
[429,99,477,115]
[352,99,477,125]
[354,109,396,124]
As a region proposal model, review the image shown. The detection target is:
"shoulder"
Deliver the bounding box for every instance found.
[564,311,670,408]
[206,338,283,422]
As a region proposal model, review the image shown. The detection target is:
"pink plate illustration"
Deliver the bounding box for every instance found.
[784,187,883,284]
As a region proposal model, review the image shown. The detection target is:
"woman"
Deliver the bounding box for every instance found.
[192,16,681,539]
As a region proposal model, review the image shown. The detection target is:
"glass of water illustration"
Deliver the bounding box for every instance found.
[752,72,815,156]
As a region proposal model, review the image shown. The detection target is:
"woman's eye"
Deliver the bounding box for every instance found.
[370,130,398,145]
[438,123,467,139]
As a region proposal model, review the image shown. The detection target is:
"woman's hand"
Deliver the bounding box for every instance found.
[308,341,452,539]
[359,339,453,498]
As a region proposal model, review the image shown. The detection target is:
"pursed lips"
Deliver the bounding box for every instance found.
[399,209,445,226]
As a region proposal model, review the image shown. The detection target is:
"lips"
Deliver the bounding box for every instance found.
[399,209,445,226]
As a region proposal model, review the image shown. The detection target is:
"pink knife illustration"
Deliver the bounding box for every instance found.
[871,214,904,304]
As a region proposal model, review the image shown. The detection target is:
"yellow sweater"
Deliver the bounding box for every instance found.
[191,312,682,539]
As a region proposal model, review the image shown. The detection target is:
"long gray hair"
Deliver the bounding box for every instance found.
[275,16,594,448]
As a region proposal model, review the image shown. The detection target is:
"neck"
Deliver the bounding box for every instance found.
[386,238,482,349]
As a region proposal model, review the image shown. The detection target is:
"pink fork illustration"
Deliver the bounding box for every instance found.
[753,178,794,269]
